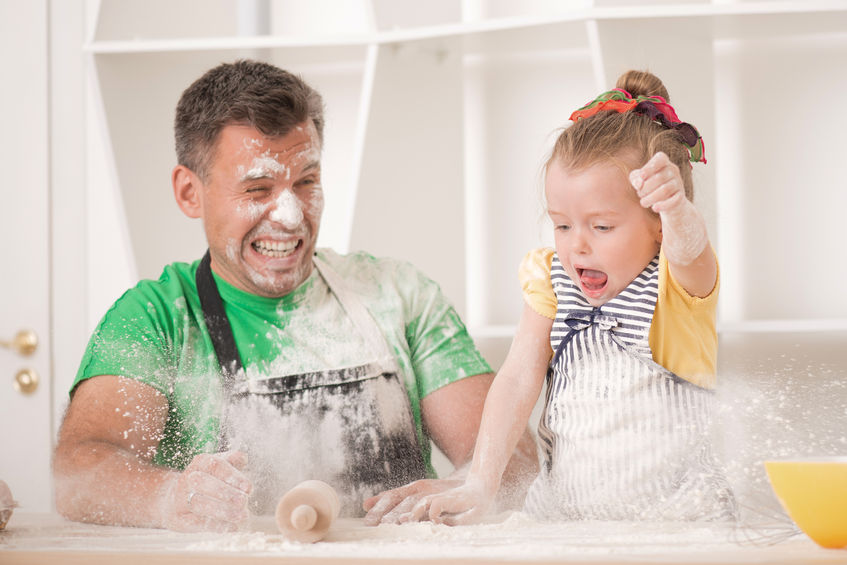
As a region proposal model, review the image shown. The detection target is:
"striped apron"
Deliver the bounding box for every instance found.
[524,254,736,521]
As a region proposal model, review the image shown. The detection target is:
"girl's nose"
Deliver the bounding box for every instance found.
[570,229,590,254]
[269,189,304,229]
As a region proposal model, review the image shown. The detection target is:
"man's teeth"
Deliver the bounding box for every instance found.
[254,240,299,258]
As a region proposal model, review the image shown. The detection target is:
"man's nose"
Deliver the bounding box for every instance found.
[268,189,304,228]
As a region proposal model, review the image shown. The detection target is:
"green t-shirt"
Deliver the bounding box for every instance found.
[74,249,491,473]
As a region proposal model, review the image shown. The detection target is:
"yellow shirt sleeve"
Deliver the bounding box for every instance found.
[519,247,557,320]
[649,250,720,390]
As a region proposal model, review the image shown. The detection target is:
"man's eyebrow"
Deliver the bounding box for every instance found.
[301,160,320,173]
[238,158,320,182]
[239,156,288,182]
[240,168,275,181]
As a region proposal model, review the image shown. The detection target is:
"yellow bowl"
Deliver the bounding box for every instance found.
[765,457,847,549]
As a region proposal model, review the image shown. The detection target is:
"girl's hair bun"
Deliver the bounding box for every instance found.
[549,68,697,200]
[616,70,669,101]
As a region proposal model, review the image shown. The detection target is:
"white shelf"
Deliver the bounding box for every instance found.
[85,2,847,53]
[83,0,847,344]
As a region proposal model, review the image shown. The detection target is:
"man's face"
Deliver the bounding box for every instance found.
[198,121,323,298]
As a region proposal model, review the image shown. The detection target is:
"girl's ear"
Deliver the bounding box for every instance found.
[173,165,203,218]
[655,217,664,245]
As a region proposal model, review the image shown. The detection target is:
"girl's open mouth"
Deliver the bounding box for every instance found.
[577,268,608,295]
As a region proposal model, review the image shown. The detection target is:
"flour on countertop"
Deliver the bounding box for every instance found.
[7,511,822,561]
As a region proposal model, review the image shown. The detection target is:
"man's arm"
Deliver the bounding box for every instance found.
[424,371,493,467]
[362,372,538,524]
[53,375,251,532]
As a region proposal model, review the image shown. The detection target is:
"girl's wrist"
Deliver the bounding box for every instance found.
[658,192,694,221]
[660,202,708,266]
[464,474,500,498]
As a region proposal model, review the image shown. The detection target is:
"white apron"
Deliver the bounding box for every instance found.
[196,252,426,517]
[524,254,736,521]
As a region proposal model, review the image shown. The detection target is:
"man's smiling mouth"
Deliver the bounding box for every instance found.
[253,239,301,258]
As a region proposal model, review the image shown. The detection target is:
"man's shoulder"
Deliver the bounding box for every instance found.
[315,248,421,280]
[315,248,440,309]
[116,259,201,308]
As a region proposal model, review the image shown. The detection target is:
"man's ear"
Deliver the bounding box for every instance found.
[173,165,202,218]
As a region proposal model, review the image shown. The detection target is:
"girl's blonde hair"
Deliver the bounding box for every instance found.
[548,70,695,201]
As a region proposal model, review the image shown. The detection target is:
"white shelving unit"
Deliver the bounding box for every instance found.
[82,0,847,371]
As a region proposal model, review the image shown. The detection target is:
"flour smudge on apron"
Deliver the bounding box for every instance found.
[197,252,426,516]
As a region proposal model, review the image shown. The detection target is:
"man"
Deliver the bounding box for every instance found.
[53,60,535,532]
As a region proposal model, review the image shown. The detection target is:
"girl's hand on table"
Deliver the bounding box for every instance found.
[363,478,463,525]
[410,479,494,526]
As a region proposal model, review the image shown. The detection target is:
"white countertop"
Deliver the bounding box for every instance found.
[1,512,845,565]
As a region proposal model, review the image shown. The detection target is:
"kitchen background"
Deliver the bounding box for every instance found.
[2,0,846,514]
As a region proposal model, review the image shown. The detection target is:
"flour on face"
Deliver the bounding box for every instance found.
[269,189,304,229]
[238,153,291,183]
[204,122,324,299]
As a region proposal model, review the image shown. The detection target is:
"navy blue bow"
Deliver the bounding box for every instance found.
[551,308,620,368]
[564,309,618,332]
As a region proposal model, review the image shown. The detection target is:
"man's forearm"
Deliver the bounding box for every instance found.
[53,440,177,528]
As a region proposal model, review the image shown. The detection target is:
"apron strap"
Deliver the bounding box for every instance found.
[195,250,243,389]
[313,255,397,369]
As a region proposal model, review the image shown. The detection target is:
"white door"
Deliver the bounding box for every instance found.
[0,1,52,513]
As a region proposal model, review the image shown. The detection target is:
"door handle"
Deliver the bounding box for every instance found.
[13,368,39,395]
[0,329,38,356]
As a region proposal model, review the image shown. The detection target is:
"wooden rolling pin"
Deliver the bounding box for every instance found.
[275,480,340,543]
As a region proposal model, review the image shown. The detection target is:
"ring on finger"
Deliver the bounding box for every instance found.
[187,491,197,506]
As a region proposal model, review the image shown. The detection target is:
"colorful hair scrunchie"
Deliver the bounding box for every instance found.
[569,88,706,164]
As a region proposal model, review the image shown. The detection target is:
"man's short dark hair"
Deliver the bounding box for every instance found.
[174,59,325,180]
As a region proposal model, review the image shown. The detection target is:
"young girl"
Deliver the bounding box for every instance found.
[417,70,736,524]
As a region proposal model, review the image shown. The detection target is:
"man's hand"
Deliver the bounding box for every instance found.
[160,450,252,532]
[362,478,462,525]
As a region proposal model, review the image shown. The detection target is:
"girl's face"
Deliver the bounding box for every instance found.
[545,158,662,307]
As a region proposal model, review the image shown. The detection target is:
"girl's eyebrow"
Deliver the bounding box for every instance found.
[548,208,622,218]
[587,209,622,218]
